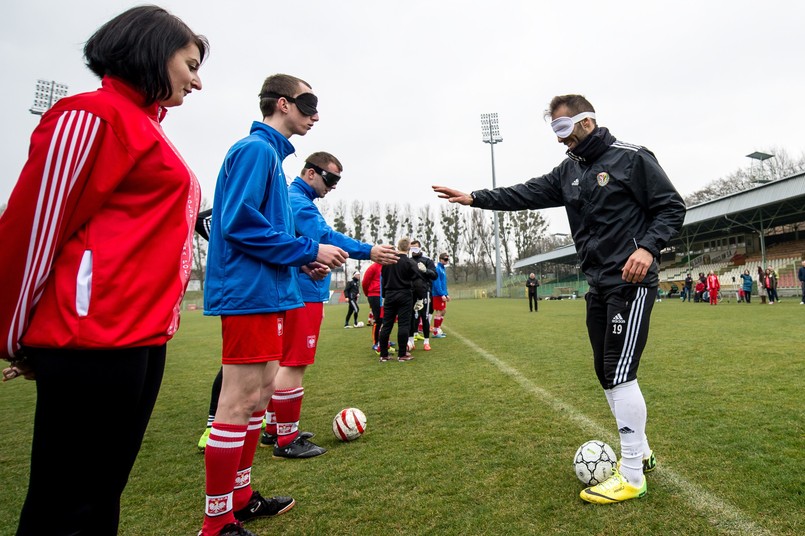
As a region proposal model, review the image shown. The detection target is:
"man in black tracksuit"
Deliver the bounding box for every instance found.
[433,94,685,505]
[377,237,427,362]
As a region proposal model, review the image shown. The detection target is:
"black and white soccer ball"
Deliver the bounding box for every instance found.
[574,440,617,486]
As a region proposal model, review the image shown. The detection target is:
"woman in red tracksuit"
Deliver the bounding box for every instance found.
[707,271,721,305]
[0,7,208,535]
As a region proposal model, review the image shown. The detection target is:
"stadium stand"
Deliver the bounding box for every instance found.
[513,170,805,298]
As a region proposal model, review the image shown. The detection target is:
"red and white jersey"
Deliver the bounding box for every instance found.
[0,76,199,359]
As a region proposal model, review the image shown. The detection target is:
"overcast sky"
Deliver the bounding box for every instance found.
[2,1,803,235]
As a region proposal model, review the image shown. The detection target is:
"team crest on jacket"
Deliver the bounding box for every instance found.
[597,172,610,187]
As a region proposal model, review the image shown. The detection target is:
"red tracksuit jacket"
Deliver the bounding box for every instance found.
[0,76,199,359]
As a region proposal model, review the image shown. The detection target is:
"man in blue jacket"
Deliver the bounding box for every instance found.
[265,151,397,458]
[201,74,348,536]
[433,94,685,506]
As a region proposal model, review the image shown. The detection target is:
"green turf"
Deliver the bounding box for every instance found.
[1,297,803,535]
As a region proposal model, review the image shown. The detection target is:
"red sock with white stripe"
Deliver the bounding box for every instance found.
[433,316,443,331]
[264,400,277,437]
[232,411,264,509]
[203,422,246,536]
[272,387,304,448]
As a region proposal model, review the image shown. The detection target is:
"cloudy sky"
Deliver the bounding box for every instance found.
[2,0,803,235]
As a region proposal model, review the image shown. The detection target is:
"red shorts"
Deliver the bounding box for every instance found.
[281,302,324,367]
[433,296,447,311]
[221,313,284,364]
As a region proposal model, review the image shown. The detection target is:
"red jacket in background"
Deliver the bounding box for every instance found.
[361,262,382,297]
[0,76,199,359]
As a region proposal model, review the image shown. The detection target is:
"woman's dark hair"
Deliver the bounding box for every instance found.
[84,5,209,105]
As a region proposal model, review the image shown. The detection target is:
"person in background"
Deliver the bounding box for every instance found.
[682,273,693,302]
[740,269,754,303]
[433,93,685,504]
[377,237,428,362]
[798,260,805,304]
[706,270,720,305]
[0,6,208,534]
[344,271,362,328]
[201,73,348,536]
[765,267,778,304]
[432,253,451,338]
[362,261,385,352]
[526,272,540,311]
[757,266,767,304]
[408,239,437,351]
[265,152,397,460]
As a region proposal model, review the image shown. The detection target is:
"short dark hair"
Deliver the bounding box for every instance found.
[84,5,209,106]
[439,253,449,261]
[303,151,342,174]
[544,95,596,124]
[259,74,311,118]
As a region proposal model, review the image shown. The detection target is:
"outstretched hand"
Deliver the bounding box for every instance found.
[370,244,399,265]
[432,185,473,206]
[317,244,349,268]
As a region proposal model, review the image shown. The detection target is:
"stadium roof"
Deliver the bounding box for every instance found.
[513,170,805,270]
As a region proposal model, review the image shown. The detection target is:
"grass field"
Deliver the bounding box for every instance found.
[1,297,803,535]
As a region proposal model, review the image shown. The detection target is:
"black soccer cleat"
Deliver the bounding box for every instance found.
[233,491,295,523]
[272,435,327,459]
[197,520,257,536]
[259,430,315,448]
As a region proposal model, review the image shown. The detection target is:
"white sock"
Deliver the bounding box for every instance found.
[606,386,652,460]
[609,380,647,485]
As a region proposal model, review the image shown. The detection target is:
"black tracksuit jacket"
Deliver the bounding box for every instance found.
[470,128,686,291]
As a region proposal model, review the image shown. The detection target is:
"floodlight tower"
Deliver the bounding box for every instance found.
[30,79,68,116]
[481,113,503,298]
[746,151,775,266]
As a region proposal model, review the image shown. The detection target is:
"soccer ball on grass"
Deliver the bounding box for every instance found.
[332,407,367,442]
[356,321,365,328]
[573,439,617,486]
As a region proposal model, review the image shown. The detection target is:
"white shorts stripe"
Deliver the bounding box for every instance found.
[615,287,647,384]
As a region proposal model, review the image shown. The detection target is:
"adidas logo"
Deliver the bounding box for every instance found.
[571,178,579,186]
[611,313,626,324]
[618,426,635,434]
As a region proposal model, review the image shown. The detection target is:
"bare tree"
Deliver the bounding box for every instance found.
[415,205,437,257]
[400,203,415,238]
[498,211,514,275]
[439,204,463,279]
[685,147,805,206]
[351,200,365,242]
[512,210,547,260]
[383,203,400,245]
[463,209,490,280]
[333,200,349,235]
[367,201,382,244]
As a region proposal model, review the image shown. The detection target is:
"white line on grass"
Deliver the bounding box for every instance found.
[451,328,772,536]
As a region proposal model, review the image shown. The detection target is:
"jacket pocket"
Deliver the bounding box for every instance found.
[76,250,92,317]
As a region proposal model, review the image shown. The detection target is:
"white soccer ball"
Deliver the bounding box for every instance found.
[356,321,365,328]
[332,407,367,442]
[574,440,617,486]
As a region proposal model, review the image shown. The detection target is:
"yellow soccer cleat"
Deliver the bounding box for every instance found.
[197,426,211,453]
[580,468,647,504]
